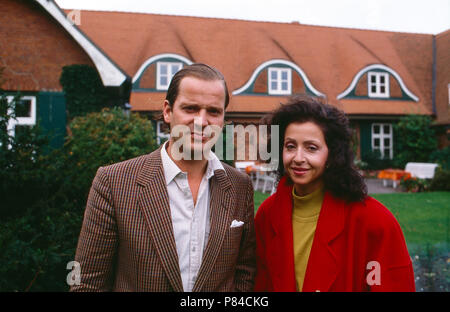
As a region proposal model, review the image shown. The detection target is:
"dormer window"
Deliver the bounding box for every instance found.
[157,62,182,90]
[268,67,291,95]
[368,72,389,98]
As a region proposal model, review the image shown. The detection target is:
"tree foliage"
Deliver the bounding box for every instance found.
[393,115,438,168]
[0,97,157,291]
[59,64,110,119]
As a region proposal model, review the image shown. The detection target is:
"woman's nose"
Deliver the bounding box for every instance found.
[293,148,305,163]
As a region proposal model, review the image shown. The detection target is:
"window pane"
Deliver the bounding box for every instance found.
[380,86,386,93]
[371,75,376,83]
[383,125,390,134]
[271,70,277,80]
[384,138,390,146]
[380,75,385,83]
[374,138,380,147]
[160,76,168,86]
[281,71,288,80]
[271,81,278,90]
[384,148,391,158]
[371,86,377,93]
[373,125,380,134]
[281,82,288,91]
[15,99,31,117]
[372,148,381,157]
[171,64,180,74]
[160,64,167,75]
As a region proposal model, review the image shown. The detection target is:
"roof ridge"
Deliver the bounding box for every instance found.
[62,8,435,36]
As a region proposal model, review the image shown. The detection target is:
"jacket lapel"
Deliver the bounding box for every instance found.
[136,146,184,292]
[303,191,345,292]
[267,177,297,291]
[266,177,346,292]
[192,168,233,291]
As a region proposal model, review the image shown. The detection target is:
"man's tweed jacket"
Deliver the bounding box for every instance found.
[70,145,256,291]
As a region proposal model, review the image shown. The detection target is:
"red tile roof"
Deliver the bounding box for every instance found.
[73,10,436,116]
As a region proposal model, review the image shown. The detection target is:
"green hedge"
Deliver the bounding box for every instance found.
[0,104,158,291]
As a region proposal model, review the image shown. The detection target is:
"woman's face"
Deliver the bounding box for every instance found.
[282,121,329,196]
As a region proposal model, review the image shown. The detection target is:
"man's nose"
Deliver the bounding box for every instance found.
[194,111,209,127]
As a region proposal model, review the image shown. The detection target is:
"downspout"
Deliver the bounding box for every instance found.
[432,35,437,116]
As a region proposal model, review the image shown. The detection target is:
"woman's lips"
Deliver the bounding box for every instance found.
[291,167,309,175]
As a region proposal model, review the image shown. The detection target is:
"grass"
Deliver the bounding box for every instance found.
[371,192,449,249]
[254,191,449,250]
[253,190,450,291]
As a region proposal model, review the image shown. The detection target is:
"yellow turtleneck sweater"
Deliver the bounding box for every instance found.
[292,186,324,292]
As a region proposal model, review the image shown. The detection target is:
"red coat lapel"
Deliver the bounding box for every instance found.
[302,191,345,292]
[264,177,296,291]
[265,177,346,292]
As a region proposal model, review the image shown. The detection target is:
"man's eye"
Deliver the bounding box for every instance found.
[209,109,221,115]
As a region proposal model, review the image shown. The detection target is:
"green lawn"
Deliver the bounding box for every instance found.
[253,191,449,251]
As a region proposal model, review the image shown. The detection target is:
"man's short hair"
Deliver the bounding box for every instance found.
[165,63,230,109]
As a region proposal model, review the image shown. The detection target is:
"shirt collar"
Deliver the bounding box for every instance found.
[160,141,225,185]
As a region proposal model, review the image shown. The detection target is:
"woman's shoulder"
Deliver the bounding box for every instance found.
[255,192,277,220]
[347,195,403,233]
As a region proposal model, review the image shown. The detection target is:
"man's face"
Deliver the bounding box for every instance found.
[163,76,226,159]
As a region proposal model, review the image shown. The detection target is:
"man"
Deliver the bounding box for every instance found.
[70,63,256,291]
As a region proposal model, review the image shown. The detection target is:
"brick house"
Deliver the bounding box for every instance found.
[0,0,128,148]
[71,9,449,162]
[3,1,449,160]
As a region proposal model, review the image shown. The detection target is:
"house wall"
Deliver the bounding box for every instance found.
[1,0,95,92]
[435,30,450,148]
[1,0,100,149]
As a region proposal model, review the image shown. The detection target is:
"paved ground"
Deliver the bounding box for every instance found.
[254,177,404,195]
[365,178,403,194]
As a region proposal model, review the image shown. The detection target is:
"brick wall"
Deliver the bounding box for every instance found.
[0,0,95,91]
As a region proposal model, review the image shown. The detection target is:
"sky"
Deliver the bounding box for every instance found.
[54,0,450,35]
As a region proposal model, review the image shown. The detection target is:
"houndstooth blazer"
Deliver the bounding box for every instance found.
[70,145,256,292]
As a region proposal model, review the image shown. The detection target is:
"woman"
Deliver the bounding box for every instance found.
[254,94,415,292]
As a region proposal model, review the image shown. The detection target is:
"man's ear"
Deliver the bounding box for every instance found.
[163,100,171,124]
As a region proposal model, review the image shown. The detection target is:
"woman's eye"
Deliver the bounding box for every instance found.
[307,145,318,151]
[285,144,296,150]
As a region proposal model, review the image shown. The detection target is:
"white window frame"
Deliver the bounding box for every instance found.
[368,72,390,98]
[156,62,183,90]
[371,123,393,159]
[156,120,170,145]
[5,95,37,137]
[268,67,291,95]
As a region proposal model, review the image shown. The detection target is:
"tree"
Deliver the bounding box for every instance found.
[393,115,438,168]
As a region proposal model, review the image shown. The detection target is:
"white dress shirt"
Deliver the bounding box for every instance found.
[161,142,224,292]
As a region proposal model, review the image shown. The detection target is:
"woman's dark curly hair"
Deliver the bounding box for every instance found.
[265,94,367,203]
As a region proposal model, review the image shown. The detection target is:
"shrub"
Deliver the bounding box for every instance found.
[400,176,430,193]
[61,108,158,208]
[429,146,450,170]
[363,149,394,170]
[393,115,438,168]
[59,64,110,119]
[0,104,158,291]
[429,169,450,191]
